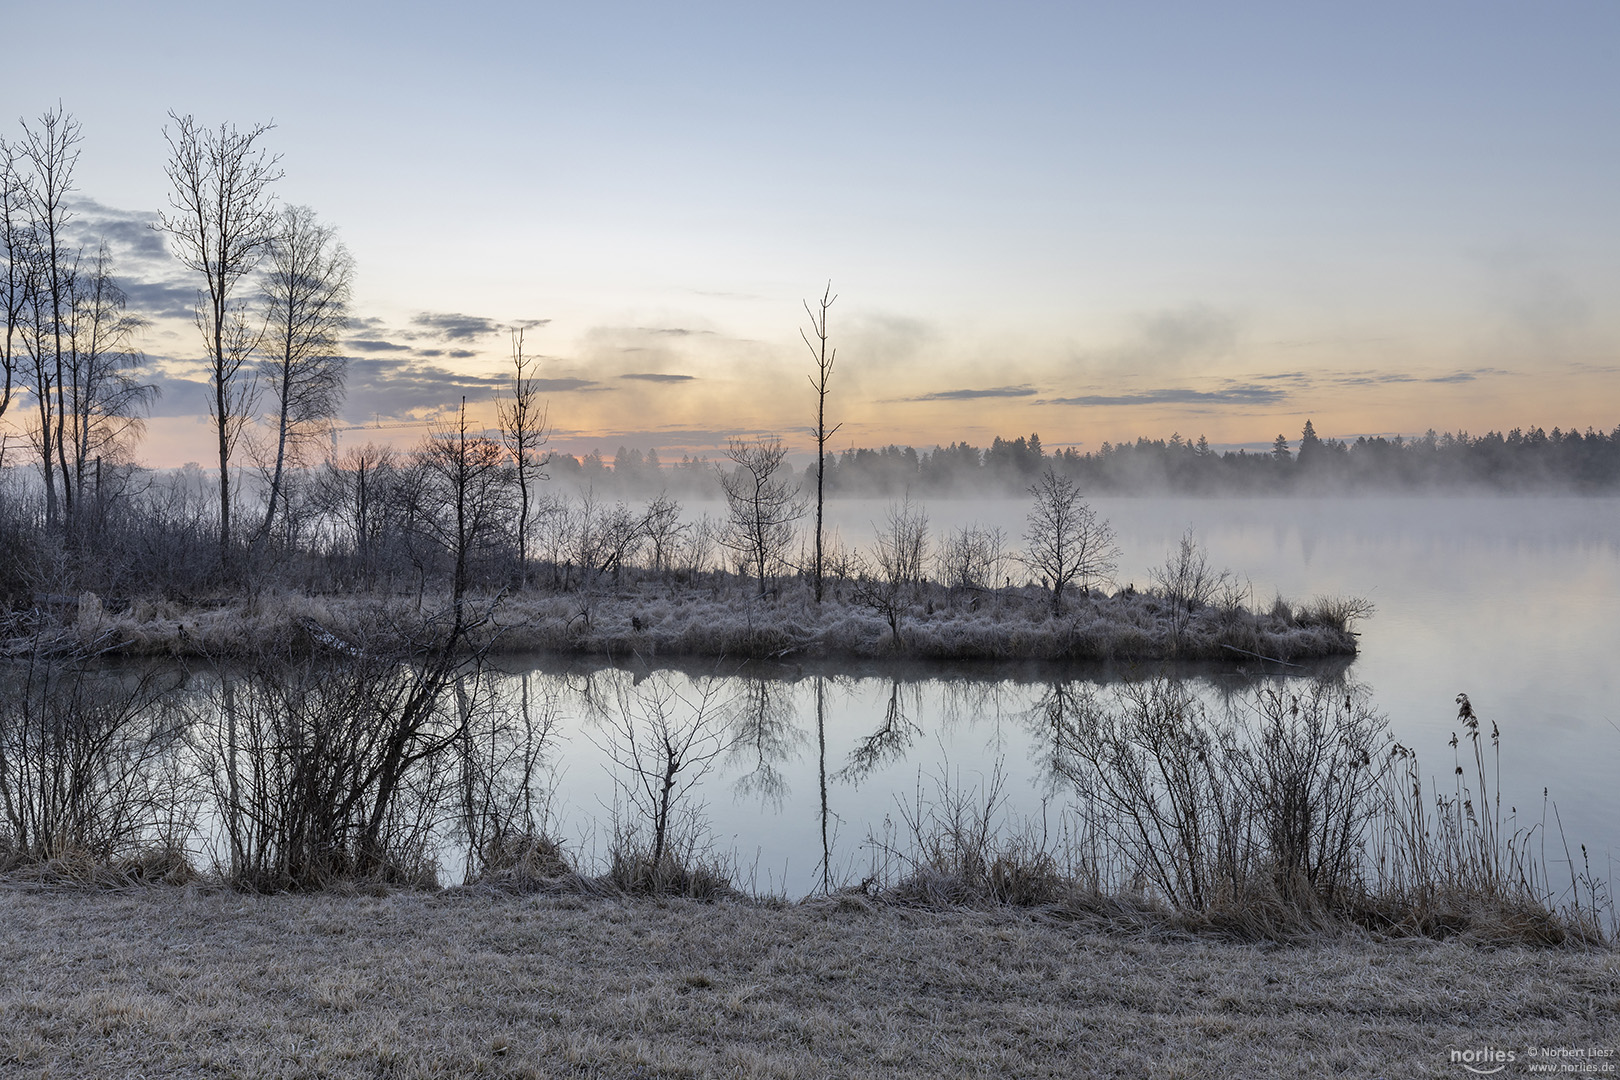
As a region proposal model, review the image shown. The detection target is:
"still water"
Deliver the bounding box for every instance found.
[496,496,1620,898]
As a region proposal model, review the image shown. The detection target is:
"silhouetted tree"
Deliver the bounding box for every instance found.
[13,106,82,523]
[497,325,550,577]
[1023,467,1118,615]
[420,399,512,614]
[803,281,840,602]
[717,436,805,595]
[63,243,155,515]
[255,204,352,545]
[159,112,283,557]
[0,138,30,459]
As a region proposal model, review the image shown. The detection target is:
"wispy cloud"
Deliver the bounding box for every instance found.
[1424,367,1511,384]
[621,373,696,383]
[1046,384,1286,407]
[905,385,1039,401]
[342,358,508,418]
[68,198,170,263]
[349,339,414,353]
[1085,304,1239,375]
[1324,366,1510,388]
[120,279,199,321]
[532,378,604,392]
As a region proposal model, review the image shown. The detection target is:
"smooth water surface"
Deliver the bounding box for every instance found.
[503,496,1619,897]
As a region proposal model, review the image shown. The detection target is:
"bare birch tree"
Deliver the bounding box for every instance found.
[254,204,353,544]
[63,242,156,505]
[0,138,30,461]
[14,106,83,522]
[158,113,282,556]
[496,324,549,577]
[802,281,840,603]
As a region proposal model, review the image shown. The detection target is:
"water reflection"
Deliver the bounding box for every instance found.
[839,679,922,784]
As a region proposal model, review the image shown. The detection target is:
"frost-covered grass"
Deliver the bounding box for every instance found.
[1,884,1614,1079]
[5,576,1363,663]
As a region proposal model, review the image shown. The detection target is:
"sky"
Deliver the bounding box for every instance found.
[3,0,1617,467]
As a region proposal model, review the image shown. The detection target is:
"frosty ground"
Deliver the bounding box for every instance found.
[17,579,1363,666]
[1,886,1613,1079]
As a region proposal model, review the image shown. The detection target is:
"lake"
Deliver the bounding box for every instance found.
[490,495,1619,899]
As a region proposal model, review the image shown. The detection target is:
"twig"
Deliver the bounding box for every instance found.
[1218,643,1298,667]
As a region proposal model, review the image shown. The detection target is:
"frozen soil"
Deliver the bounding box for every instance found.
[1,885,1612,1079]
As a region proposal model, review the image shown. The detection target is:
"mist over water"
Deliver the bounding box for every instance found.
[495,495,1618,898]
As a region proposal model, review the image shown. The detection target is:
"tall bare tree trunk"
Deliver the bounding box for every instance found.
[803,282,840,603]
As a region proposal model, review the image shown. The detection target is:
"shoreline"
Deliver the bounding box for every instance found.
[2,580,1362,665]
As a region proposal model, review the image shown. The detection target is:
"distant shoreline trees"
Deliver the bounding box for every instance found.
[797,422,1620,497]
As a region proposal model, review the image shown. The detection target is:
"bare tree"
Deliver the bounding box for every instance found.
[0,138,31,460]
[419,399,513,614]
[13,106,83,522]
[852,496,929,647]
[640,491,686,574]
[1023,466,1119,615]
[158,113,283,556]
[716,436,805,595]
[63,242,156,513]
[254,205,352,545]
[496,324,550,577]
[802,281,840,602]
[312,442,396,577]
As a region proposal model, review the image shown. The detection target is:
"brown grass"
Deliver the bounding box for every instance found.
[1,884,1613,1079]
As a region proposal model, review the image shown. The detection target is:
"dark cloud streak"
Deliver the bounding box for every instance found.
[410,312,503,341]
[903,385,1040,402]
[1046,385,1287,407]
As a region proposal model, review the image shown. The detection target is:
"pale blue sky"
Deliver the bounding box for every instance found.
[5,1,1617,462]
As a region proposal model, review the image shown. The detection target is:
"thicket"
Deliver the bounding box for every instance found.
[861,681,1611,944]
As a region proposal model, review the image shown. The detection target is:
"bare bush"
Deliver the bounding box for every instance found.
[1056,677,1391,915]
[192,628,490,889]
[851,498,929,647]
[1151,528,1232,649]
[937,523,1010,592]
[0,652,192,869]
[587,670,735,890]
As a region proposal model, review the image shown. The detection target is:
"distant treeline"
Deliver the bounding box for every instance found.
[554,421,1620,496]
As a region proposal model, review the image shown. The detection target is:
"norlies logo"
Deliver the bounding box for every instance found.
[1452,1047,1518,1074]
